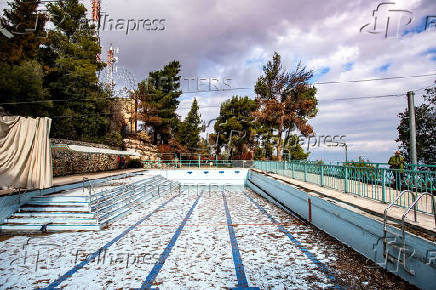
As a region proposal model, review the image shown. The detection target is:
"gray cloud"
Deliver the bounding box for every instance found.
[2,0,435,162]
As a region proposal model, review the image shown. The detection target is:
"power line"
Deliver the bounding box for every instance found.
[314,72,436,85]
[180,87,252,94]
[0,88,254,106]
[50,113,112,118]
[323,93,405,101]
[1,79,434,107]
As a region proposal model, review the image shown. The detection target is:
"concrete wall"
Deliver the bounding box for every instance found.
[246,170,436,290]
[147,169,248,186]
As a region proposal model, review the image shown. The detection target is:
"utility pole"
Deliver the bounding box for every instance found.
[134,97,138,133]
[345,144,348,163]
[407,91,417,165]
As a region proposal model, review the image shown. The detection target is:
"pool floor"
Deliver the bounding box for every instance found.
[0,177,414,289]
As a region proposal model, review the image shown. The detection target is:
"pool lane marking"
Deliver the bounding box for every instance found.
[139,192,204,289]
[39,193,181,290]
[112,222,295,227]
[222,191,257,289]
[241,190,342,289]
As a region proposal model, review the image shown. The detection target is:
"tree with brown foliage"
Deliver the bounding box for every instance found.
[254,52,318,161]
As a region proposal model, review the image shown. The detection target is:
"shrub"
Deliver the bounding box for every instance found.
[127,158,143,168]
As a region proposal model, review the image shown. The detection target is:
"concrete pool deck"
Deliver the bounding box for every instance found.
[0,168,147,197]
[251,169,436,239]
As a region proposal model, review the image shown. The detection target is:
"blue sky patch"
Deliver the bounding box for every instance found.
[379,63,390,72]
[310,67,330,83]
[402,16,430,36]
[344,62,353,71]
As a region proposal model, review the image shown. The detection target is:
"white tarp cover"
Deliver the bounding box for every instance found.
[52,144,140,156]
[0,116,53,189]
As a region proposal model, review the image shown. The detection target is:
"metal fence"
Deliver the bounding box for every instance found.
[142,159,255,169]
[254,161,436,215]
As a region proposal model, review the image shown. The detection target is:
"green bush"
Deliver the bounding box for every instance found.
[104,131,123,147]
[127,159,143,168]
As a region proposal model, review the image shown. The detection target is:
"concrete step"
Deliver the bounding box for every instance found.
[0,223,101,231]
[26,200,89,206]
[19,206,91,213]
[30,195,89,202]
[5,217,97,224]
[13,212,95,218]
[0,175,173,232]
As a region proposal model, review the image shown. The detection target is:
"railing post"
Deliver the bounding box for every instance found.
[320,165,324,187]
[198,154,200,168]
[292,162,295,179]
[382,168,386,203]
[304,163,307,182]
[344,167,348,193]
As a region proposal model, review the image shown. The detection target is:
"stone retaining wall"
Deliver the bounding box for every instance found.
[51,139,120,177]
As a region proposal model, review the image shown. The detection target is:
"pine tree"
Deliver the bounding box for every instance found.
[0,0,47,64]
[254,52,318,160]
[41,0,110,142]
[137,61,182,145]
[214,96,258,159]
[177,98,204,152]
[0,0,50,117]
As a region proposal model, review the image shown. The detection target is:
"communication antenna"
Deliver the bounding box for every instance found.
[91,0,102,64]
[105,44,119,90]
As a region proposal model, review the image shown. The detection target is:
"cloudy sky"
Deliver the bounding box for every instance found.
[5,0,436,162]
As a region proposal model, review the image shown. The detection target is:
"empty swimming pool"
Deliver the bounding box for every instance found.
[0,171,413,289]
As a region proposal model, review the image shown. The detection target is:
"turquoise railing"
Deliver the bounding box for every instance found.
[254,161,436,215]
[341,161,436,171]
[142,159,254,169]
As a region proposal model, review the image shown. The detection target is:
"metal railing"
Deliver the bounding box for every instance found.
[84,175,177,225]
[142,159,254,169]
[254,161,436,214]
[382,190,436,275]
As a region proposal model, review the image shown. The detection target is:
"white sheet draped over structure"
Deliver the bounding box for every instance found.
[51,144,140,156]
[0,116,53,189]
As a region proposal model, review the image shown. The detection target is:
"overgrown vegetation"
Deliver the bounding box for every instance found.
[0,0,115,145]
[1,2,317,160]
[396,83,436,165]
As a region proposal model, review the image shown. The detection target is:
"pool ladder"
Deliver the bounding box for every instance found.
[383,190,436,275]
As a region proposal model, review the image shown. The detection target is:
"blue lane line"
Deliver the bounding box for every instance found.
[140,192,203,289]
[242,190,342,289]
[39,193,180,290]
[221,191,254,289]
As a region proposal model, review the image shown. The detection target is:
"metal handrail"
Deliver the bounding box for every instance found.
[382,190,416,273]
[91,176,165,222]
[208,183,220,196]
[382,191,436,275]
[196,183,208,197]
[398,192,436,275]
[384,190,417,224]
[402,192,436,233]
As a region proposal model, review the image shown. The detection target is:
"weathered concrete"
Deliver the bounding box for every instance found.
[0,169,146,224]
[247,169,436,290]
